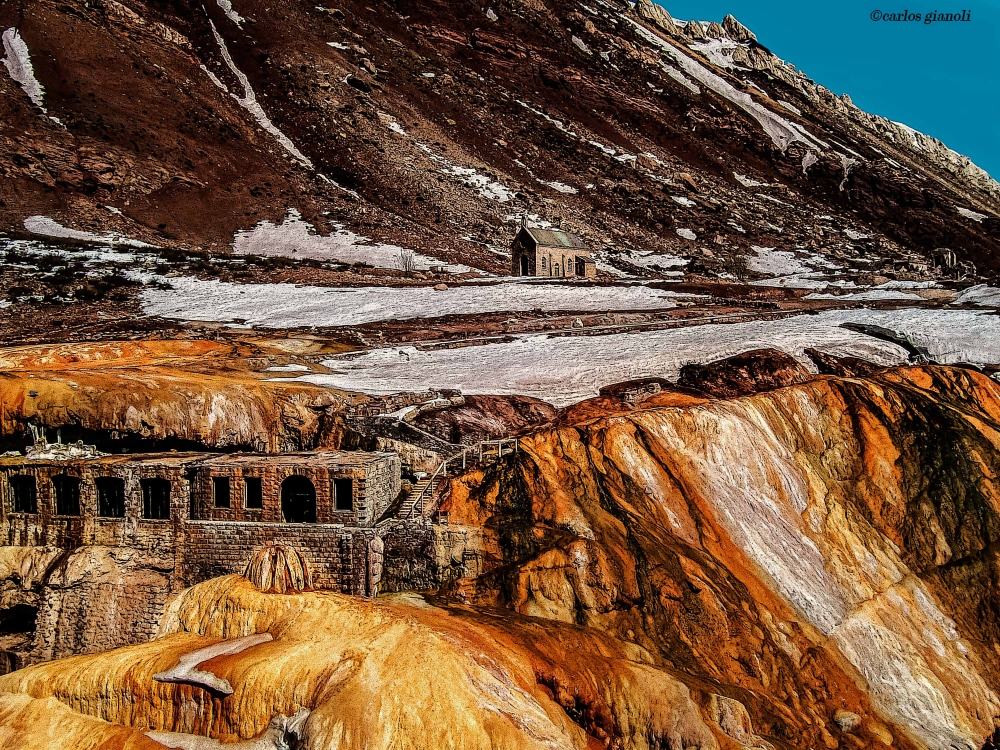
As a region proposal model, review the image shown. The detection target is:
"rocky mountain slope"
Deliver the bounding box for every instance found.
[1,0,997,278]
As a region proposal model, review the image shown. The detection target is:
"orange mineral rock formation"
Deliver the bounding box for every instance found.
[1,363,1000,750]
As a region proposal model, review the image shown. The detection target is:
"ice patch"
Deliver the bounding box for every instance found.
[955,285,1000,307]
[839,154,858,191]
[801,151,818,175]
[216,0,245,25]
[748,246,814,276]
[671,195,696,207]
[23,216,155,248]
[516,100,578,136]
[571,36,592,55]
[676,228,696,241]
[660,64,700,93]
[623,251,688,271]
[733,172,764,188]
[209,21,315,172]
[327,41,350,50]
[844,228,871,241]
[804,289,922,302]
[539,180,578,194]
[2,28,45,111]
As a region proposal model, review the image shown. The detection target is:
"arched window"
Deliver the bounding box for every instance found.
[540,256,546,270]
[52,475,81,516]
[281,476,317,523]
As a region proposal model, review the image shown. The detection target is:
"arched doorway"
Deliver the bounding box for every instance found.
[281,476,316,523]
[519,255,529,275]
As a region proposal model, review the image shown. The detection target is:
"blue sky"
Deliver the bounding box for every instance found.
[657,0,999,178]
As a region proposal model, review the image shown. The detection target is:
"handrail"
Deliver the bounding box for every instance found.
[403,438,519,520]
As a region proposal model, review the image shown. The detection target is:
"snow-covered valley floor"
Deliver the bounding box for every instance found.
[285,308,1000,406]
[139,276,688,327]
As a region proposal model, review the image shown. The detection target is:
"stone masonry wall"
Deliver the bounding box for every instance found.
[182,521,378,594]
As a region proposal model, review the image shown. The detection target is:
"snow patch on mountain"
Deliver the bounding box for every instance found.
[293,308,1000,406]
[955,285,1000,307]
[216,0,245,25]
[688,38,746,71]
[23,216,155,248]
[232,208,473,272]
[660,64,700,93]
[2,28,45,111]
[139,277,685,328]
[956,206,988,223]
[209,21,314,171]
[539,180,578,194]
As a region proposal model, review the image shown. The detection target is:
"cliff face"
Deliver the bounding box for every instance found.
[445,365,1000,750]
[1,365,999,750]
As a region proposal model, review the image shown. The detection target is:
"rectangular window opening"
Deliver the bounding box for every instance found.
[96,477,126,518]
[244,477,263,509]
[334,478,354,512]
[141,478,171,520]
[53,475,81,516]
[9,476,37,514]
[212,476,231,509]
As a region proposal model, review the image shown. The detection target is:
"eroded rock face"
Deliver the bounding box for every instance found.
[0,341,347,452]
[445,365,1000,750]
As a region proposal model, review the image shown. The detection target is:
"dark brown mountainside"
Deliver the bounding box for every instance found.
[1,0,997,275]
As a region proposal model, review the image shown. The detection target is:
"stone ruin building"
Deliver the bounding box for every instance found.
[0,446,481,671]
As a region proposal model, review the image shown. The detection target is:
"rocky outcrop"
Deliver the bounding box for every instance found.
[677,348,812,397]
[633,0,677,35]
[0,341,349,452]
[411,394,557,444]
[722,14,756,42]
